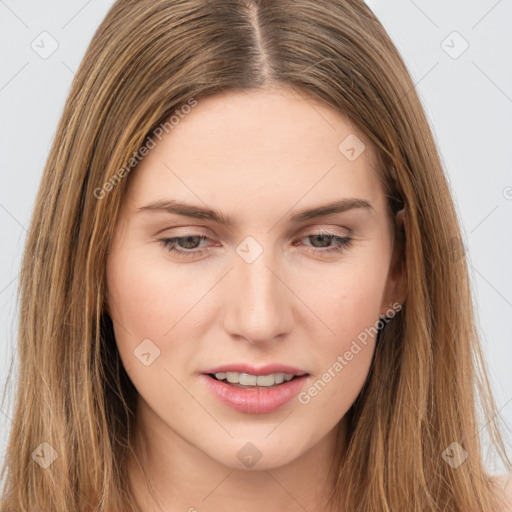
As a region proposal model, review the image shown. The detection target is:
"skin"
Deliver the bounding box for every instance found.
[105,85,407,512]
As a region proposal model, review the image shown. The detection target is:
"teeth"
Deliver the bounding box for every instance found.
[215,372,298,387]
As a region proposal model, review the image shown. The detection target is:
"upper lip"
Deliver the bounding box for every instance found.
[202,363,309,377]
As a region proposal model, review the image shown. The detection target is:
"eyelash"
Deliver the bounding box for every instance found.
[157,230,353,258]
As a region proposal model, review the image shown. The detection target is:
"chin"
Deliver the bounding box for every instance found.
[207,438,304,471]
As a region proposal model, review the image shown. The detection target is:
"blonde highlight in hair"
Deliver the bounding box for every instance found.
[1,1,510,510]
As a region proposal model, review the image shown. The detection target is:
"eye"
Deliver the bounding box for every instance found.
[295,230,353,256]
[158,234,211,258]
[158,230,353,258]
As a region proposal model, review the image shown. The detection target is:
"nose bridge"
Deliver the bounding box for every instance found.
[224,237,291,344]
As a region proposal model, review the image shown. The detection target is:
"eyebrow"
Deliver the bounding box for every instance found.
[135,197,374,226]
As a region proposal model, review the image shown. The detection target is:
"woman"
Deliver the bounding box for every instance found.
[1,1,510,511]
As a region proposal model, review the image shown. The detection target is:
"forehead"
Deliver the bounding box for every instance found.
[124,86,385,219]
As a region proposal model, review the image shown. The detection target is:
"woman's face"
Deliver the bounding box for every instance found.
[106,86,406,471]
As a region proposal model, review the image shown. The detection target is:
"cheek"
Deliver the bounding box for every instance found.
[298,298,378,417]
[105,251,210,415]
[106,250,201,336]
[303,253,390,340]
[105,251,195,376]
[295,257,389,408]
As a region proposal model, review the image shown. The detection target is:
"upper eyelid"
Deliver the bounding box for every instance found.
[160,223,351,236]
[161,228,349,241]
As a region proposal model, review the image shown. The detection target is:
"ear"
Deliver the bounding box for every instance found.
[380,207,407,317]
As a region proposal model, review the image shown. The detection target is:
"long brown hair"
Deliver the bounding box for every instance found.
[1,1,510,510]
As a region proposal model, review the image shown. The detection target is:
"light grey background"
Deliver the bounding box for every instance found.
[0,0,511,481]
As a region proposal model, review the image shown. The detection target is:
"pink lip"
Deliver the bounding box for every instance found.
[201,363,308,377]
[201,374,309,414]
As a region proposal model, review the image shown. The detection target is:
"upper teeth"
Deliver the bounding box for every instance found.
[215,372,296,386]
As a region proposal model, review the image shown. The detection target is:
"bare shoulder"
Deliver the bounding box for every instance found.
[491,473,512,512]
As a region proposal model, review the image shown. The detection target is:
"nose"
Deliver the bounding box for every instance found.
[222,247,294,346]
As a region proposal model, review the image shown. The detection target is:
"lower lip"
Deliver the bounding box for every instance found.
[201,374,309,414]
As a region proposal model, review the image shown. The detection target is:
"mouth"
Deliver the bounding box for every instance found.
[202,370,310,414]
[206,371,306,389]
